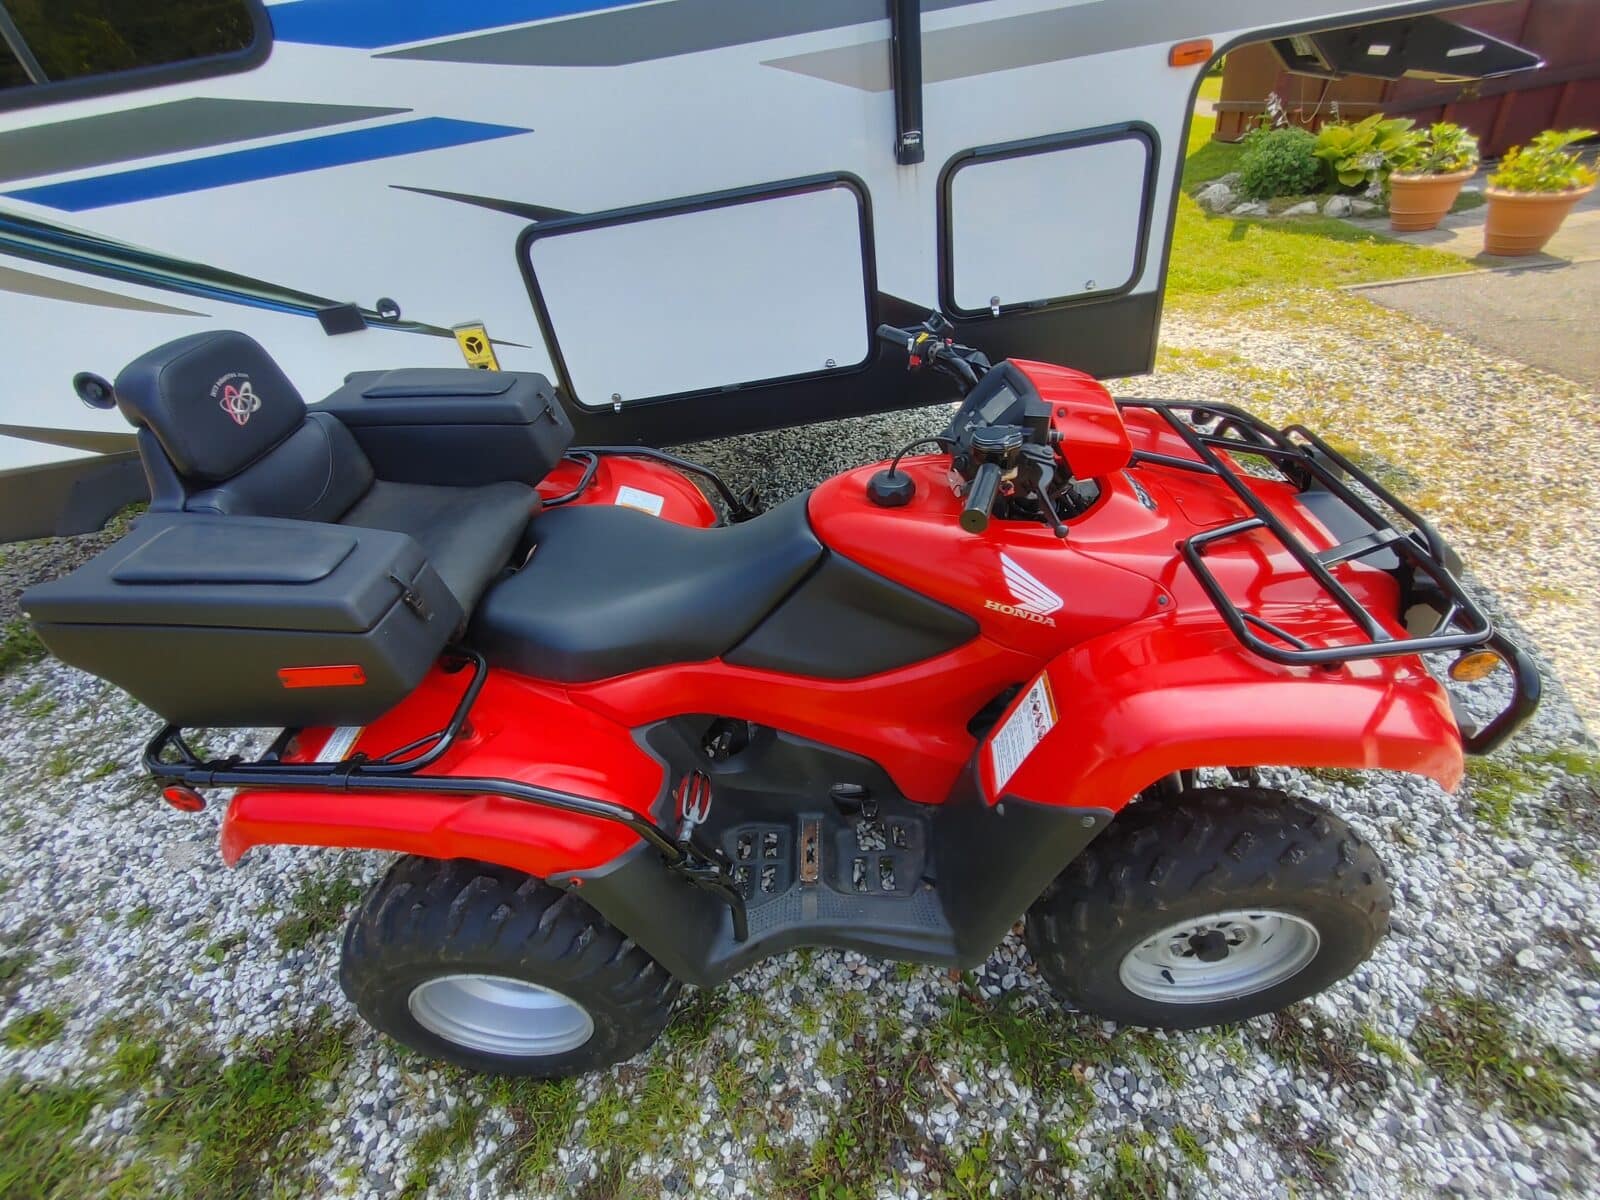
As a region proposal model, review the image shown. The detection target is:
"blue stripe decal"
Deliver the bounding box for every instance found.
[268,0,640,50]
[5,118,530,212]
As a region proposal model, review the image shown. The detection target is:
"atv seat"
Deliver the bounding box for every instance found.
[469,497,823,683]
[114,331,537,616]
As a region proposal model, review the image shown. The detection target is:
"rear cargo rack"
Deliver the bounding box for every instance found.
[1119,400,1539,752]
[143,648,749,938]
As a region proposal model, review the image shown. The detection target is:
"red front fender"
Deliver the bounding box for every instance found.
[984,620,1464,809]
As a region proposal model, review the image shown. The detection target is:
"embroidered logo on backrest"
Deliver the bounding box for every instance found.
[210,372,262,427]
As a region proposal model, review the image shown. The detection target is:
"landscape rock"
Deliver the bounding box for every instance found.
[1280,200,1319,216]
[1322,195,1355,218]
[1230,201,1269,217]
[1195,182,1237,213]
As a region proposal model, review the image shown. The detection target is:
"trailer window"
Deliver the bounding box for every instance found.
[0,0,264,105]
[939,127,1156,318]
[520,177,874,409]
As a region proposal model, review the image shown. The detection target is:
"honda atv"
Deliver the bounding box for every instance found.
[23,316,1538,1076]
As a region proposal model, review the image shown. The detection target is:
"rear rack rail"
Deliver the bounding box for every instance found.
[144,648,750,938]
[1119,400,1539,752]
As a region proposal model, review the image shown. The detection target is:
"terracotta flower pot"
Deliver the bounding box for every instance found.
[1482,184,1595,256]
[1387,168,1475,232]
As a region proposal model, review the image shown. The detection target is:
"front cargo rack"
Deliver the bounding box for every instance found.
[143,648,750,938]
[1119,400,1540,753]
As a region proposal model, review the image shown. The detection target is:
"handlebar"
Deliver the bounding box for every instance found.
[876,323,911,346]
[959,462,1002,534]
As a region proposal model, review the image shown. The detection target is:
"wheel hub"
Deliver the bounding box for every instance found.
[407,973,595,1057]
[1118,910,1321,1004]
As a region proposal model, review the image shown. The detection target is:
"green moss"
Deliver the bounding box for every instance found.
[1411,993,1583,1125]
[139,1006,352,1198]
[1465,756,1542,831]
[124,905,153,930]
[272,867,365,950]
[0,948,37,1003]
[3,1006,68,1049]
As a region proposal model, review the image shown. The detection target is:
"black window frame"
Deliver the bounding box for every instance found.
[517,172,879,413]
[936,122,1160,320]
[0,0,271,113]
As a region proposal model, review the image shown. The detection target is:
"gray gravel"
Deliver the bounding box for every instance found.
[2,296,1599,1198]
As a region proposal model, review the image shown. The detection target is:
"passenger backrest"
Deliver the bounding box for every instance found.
[114,330,374,520]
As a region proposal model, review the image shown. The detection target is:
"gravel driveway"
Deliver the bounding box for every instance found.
[2,294,1599,1199]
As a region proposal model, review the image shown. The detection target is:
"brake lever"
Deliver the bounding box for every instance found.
[1017,445,1069,538]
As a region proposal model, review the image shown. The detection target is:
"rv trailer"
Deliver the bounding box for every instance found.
[0,0,1535,542]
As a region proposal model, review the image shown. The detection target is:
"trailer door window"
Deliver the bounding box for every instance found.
[941,128,1155,317]
[0,0,264,105]
[521,178,873,409]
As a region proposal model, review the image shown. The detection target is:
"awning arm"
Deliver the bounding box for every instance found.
[889,0,924,164]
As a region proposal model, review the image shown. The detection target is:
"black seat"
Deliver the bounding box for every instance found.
[114,331,535,615]
[469,496,823,682]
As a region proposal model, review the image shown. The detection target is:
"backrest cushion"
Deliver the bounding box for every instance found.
[114,331,306,483]
[185,413,374,521]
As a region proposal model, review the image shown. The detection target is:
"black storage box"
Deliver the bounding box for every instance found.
[22,515,462,728]
[315,368,573,487]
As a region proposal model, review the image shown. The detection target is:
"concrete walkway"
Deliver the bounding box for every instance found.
[1354,259,1600,389]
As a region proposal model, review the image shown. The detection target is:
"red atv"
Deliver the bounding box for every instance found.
[25,316,1538,1076]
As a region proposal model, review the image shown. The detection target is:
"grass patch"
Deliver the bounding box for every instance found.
[1465,756,1543,832]
[1260,1006,1387,1105]
[401,1101,483,1199]
[1262,1101,1341,1188]
[1411,992,1586,1125]
[0,947,38,1003]
[1169,114,1469,306]
[487,1075,581,1190]
[1102,1133,1163,1200]
[4,1006,68,1049]
[124,905,153,930]
[1462,744,1599,833]
[140,1005,352,1198]
[273,867,366,951]
[925,986,1099,1108]
[0,1075,147,1199]
[0,619,47,679]
[1172,1123,1208,1171]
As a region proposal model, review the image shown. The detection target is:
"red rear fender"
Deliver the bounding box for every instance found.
[983,619,1464,809]
[220,667,665,878]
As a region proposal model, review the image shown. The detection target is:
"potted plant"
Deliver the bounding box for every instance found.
[1483,128,1597,256]
[1387,122,1479,231]
[1312,114,1419,194]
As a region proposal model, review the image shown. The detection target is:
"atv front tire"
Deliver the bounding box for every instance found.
[340,857,680,1075]
[1024,788,1390,1029]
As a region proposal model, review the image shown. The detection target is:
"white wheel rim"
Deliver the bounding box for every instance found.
[408,973,594,1057]
[1118,909,1321,1004]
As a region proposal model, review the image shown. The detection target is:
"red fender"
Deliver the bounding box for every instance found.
[220,667,665,879]
[982,619,1464,809]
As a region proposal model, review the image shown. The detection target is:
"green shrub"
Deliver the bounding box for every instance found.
[1489,128,1598,193]
[1394,121,1480,176]
[1313,115,1419,191]
[1237,126,1322,199]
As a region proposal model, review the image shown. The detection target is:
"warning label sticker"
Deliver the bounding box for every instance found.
[320,725,363,762]
[987,673,1057,792]
[451,321,500,371]
[614,485,665,516]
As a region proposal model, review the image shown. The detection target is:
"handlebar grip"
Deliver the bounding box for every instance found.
[960,462,1002,534]
[876,324,912,346]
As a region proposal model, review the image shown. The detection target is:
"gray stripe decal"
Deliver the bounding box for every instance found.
[0,99,409,185]
[379,0,982,66]
[0,263,204,317]
[0,424,137,455]
[764,0,1471,90]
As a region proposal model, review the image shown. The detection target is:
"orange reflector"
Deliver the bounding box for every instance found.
[1449,650,1503,683]
[1170,38,1214,67]
[277,664,367,689]
[162,785,205,812]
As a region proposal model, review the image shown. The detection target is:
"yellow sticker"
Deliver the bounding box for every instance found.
[452,322,500,370]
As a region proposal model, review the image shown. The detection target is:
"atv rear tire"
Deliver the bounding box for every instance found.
[1024,788,1390,1029]
[340,857,679,1076]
